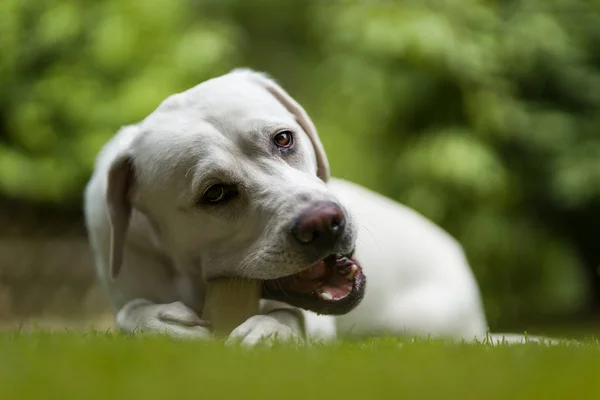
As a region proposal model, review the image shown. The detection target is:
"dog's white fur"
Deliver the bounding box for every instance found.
[84,69,529,345]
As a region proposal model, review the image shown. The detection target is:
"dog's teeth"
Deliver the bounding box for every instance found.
[320,291,333,301]
[346,264,358,280]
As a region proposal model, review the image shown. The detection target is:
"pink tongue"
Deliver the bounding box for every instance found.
[321,283,353,300]
[282,256,357,299]
[319,268,354,300]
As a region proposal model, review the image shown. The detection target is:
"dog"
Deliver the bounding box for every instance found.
[84,68,535,346]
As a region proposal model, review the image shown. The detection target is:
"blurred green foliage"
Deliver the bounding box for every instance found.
[1,0,599,327]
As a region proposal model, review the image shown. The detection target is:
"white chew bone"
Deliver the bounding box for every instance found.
[202,278,262,337]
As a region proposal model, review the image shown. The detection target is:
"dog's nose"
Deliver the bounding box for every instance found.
[292,202,346,250]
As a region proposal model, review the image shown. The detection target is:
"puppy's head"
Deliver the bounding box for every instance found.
[104,69,365,315]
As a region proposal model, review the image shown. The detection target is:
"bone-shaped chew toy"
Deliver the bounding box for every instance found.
[201,278,262,337]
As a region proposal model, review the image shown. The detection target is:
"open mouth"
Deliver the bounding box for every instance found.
[261,252,366,315]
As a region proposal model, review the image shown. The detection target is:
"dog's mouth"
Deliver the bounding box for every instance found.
[261,252,366,315]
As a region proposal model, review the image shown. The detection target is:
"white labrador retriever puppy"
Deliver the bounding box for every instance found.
[84,68,517,346]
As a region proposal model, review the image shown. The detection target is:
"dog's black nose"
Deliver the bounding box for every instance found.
[292,202,346,252]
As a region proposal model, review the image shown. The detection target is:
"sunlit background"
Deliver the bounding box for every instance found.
[1,0,599,337]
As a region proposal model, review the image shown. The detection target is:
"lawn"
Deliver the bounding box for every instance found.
[0,332,598,400]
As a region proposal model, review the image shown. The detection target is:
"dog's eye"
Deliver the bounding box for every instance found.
[202,184,230,203]
[273,131,294,148]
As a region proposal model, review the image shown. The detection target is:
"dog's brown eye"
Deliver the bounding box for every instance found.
[199,183,239,207]
[203,184,227,203]
[274,131,293,148]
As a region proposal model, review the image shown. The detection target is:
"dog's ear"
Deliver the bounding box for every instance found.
[238,69,330,183]
[105,133,138,279]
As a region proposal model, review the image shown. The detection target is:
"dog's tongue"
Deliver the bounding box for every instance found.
[277,255,358,301]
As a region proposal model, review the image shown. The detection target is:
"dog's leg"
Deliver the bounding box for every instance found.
[116,299,212,339]
[226,300,337,346]
[226,300,304,346]
[85,186,213,339]
[380,284,488,341]
[386,289,560,344]
[226,311,302,346]
[337,282,488,341]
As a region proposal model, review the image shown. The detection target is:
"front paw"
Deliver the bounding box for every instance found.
[119,300,212,340]
[226,315,303,347]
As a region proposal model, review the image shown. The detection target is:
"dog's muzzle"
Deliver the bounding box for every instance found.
[261,201,366,315]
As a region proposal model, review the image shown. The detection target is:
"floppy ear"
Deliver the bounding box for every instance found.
[241,69,330,183]
[106,152,135,279]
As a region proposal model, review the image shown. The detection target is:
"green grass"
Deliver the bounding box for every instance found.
[1,333,599,400]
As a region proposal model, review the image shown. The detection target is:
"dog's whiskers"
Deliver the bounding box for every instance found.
[233,248,287,280]
[350,208,382,254]
[234,250,262,278]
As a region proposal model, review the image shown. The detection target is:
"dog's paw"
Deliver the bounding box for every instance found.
[119,300,212,340]
[148,301,212,339]
[226,314,303,347]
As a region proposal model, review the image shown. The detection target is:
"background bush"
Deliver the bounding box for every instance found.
[1,0,599,328]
